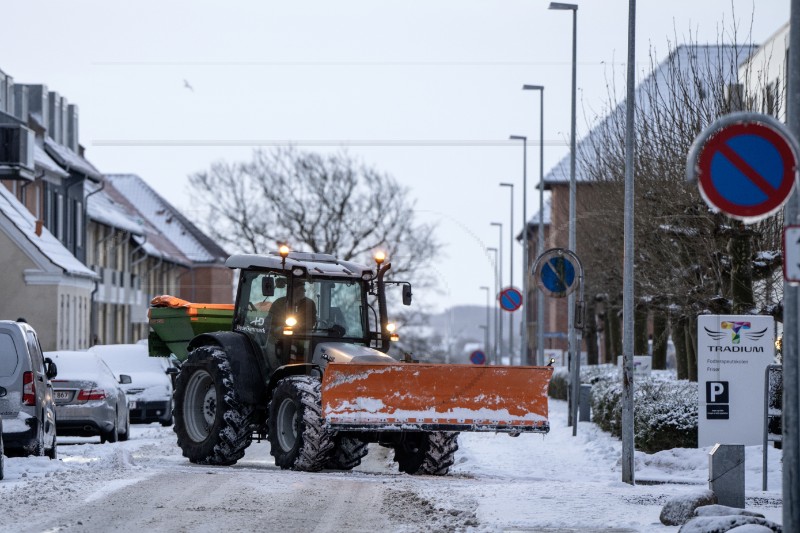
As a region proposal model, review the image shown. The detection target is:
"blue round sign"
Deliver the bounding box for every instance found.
[470,350,487,365]
[498,287,523,312]
[535,250,579,298]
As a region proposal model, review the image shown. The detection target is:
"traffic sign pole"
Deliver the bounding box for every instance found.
[785,1,800,528]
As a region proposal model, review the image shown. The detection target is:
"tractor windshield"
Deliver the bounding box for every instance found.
[307,278,366,339]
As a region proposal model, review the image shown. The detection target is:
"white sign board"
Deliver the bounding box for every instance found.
[697,315,774,447]
[784,225,800,283]
[616,355,652,377]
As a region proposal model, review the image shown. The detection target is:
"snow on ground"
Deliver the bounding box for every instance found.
[0,398,784,532]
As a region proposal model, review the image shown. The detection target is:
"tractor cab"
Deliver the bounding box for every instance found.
[227,250,391,371]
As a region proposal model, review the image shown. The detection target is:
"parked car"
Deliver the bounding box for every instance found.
[45,351,130,443]
[90,343,174,426]
[0,320,58,458]
[1,417,5,480]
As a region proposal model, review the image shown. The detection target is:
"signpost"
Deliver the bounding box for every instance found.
[533,248,585,435]
[686,112,799,222]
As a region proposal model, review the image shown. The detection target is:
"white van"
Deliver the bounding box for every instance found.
[0,320,58,458]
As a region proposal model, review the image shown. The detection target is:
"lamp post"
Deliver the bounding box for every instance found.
[490,222,504,364]
[487,246,499,365]
[523,84,545,366]
[480,286,491,360]
[549,1,579,422]
[509,135,529,366]
[499,183,515,364]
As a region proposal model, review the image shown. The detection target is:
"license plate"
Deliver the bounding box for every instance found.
[54,391,70,400]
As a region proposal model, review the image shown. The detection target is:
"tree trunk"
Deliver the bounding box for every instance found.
[585,300,599,365]
[686,314,698,382]
[652,312,668,370]
[728,227,754,314]
[607,304,622,365]
[672,317,689,380]
[634,302,649,355]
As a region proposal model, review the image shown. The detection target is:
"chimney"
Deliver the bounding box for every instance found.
[25,85,49,128]
[47,91,61,142]
[67,104,79,152]
[60,96,68,147]
[0,70,7,114]
[13,84,28,122]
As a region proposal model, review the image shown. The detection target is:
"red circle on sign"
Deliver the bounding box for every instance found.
[698,122,797,220]
[498,287,523,312]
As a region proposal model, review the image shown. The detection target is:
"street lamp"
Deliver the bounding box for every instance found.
[509,135,529,366]
[490,222,504,364]
[480,286,491,362]
[523,84,545,366]
[549,1,579,421]
[487,246,500,365]
[499,182,515,364]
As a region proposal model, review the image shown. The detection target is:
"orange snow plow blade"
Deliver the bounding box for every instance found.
[321,363,553,433]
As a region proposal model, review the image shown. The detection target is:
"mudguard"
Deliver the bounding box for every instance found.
[321,363,553,433]
[188,332,267,406]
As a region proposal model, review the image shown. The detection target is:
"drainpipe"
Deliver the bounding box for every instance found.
[84,181,105,345]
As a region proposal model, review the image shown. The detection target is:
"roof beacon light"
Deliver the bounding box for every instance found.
[385,322,396,333]
[285,316,298,327]
[279,245,290,258]
[374,251,386,266]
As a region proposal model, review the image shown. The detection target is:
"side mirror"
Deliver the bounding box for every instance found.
[44,358,57,380]
[402,284,413,306]
[119,374,132,385]
[165,367,179,376]
[262,276,275,297]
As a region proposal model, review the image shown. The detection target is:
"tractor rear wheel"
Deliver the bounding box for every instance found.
[267,375,333,471]
[325,435,369,470]
[174,346,254,465]
[393,431,459,475]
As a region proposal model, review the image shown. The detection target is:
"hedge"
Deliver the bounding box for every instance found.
[549,364,698,453]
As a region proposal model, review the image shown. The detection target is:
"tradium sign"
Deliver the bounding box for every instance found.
[697,315,774,447]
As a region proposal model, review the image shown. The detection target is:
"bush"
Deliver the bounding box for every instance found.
[549,364,698,452]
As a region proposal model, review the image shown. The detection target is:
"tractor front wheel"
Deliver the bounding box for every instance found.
[393,431,459,475]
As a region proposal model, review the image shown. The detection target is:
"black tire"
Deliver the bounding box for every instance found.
[393,432,459,475]
[267,375,333,471]
[325,435,369,470]
[119,411,130,442]
[101,415,119,444]
[0,429,5,480]
[173,346,254,465]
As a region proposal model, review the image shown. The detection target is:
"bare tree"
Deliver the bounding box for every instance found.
[189,147,440,289]
[572,30,784,378]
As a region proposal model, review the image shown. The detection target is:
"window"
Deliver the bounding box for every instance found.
[0,332,20,377]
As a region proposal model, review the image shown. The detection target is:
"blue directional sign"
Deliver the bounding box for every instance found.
[469,350,487,365]
[535,249,579,298]
[498,287,523,312]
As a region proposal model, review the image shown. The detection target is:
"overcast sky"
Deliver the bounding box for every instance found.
[1,1,790,313]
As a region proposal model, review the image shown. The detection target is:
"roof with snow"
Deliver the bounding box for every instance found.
[84,179,191,267]
[44,137,102,182]
[104,174,228,264]
[0,185,97,279]
[543,44,755,188]
[34,144,69,178]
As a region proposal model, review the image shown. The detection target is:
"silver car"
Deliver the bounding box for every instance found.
[0,320,58,458]
[89,343,174,426]
[46,351,131,443]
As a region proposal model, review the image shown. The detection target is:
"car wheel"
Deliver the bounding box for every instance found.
[0,430,5,480]
[46,438,58,460]
[119,411,130,442]
[101,415,119,444]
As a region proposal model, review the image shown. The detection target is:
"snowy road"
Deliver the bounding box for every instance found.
[0,400,783,532]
